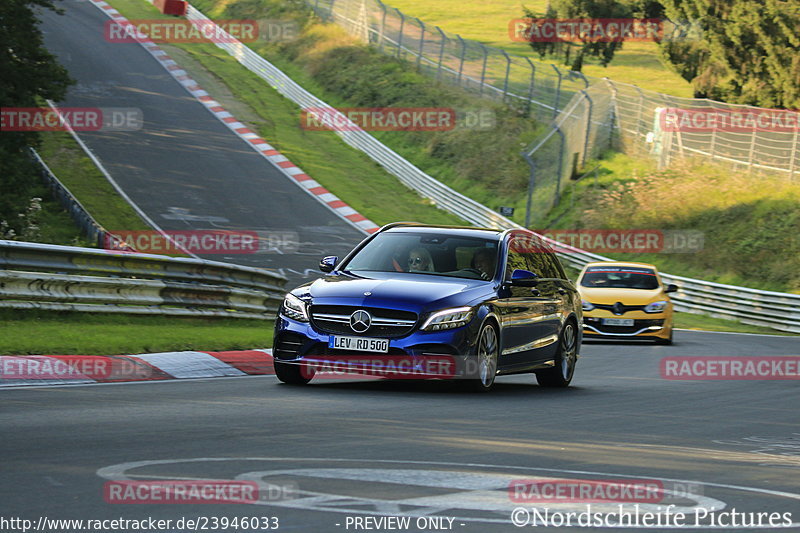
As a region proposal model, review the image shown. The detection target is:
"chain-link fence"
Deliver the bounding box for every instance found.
[308,0,799,220]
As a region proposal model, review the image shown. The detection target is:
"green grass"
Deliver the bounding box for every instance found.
[103,0,465,227]
[386,0,694,97]
[0,309,273,355]
[37,131,151,234]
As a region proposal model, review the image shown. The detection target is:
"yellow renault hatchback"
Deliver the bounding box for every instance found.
[577,262,678,344]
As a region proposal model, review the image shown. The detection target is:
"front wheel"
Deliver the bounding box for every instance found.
[274,360,313,385]
[536,321,577,388]
[465,322,499,392]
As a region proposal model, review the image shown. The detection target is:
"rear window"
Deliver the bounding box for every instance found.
[580,266,659,290]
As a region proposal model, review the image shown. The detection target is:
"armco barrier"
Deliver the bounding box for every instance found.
[174,4,800,334]
[0,241,286,319]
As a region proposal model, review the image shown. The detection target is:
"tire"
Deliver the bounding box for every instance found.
[274,360,313,385]
[465,322,499,392]
[536,321,578,388]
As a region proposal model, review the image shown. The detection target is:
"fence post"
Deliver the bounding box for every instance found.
[522,152,536,228]
[377,0,387,51]
[479,43,489,95]
[456,35,466,85]
[500,50,511,99]
[551,65,562,119]
[633,85,645,155]
[789,129,798,181]
[524,57,536,116]
[416,18,425,71]
[604,78,618,151]
[314,0,321,14]
[577,71,590,89]
[395,8,405,58]
[580,90,593,166]
[329,0,336,23]
[747,127,757,174]
[553,126,567,207]
[435,27,446,81]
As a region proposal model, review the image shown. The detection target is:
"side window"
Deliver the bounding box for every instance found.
[532,251,564,279]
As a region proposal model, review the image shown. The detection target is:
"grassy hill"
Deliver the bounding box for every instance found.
[385,0,694,97]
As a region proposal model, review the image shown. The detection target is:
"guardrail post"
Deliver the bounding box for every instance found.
[524,57,536,116]
[435,27,446,81]
[329,0,336,22]
[456,35,466,85]
[416,18,426,71]
[377,0,387,50]
[479,43,489,95]
[551,65,562,119]
[395,8,405,58]
[500,50,511,100]
[790,128,798,181]
[580,90,593,166]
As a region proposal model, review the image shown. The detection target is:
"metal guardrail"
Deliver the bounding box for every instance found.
[30,148,114,249]
[184,5,799,334]
[0,241,287,319]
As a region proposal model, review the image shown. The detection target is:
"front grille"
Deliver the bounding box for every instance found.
[585,318,664,334]
[592,303,646,315]
[309,305,418,338]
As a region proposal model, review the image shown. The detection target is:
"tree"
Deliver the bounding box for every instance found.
[0,0,73,232]
[524,0,636,72]
[657,0,800,108]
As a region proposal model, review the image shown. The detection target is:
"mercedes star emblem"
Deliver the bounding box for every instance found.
[349,310,372,333]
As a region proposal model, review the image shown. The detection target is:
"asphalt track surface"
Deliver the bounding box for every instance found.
[38,0,366,288]
[2,331,799,532]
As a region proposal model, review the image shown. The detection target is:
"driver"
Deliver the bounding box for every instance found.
[471,248,496,280]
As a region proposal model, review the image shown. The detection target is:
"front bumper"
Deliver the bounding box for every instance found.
[582,312,671,339]
[273,314,481,379]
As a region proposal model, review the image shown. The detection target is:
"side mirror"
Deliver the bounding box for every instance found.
[319,256,339,273]
[509,269,539,287]
[665,283,678,293]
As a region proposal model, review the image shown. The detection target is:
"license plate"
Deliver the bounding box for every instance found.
[603,318,634,326]
[328,335,389,353]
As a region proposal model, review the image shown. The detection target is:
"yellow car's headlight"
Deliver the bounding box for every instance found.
[644,300,669,313]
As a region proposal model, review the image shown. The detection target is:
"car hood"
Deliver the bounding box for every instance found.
[296,272,494,313]
[578,286,665,305]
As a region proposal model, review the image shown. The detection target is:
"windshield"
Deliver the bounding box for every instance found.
[580,266,660,290]
[342,232,500,280]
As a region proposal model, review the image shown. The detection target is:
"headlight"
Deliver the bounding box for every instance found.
[644,300,669,313]
[581,299,595,311]
[421,306,473,331]
[282,293,309,322]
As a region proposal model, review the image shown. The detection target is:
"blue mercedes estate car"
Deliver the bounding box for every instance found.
[273,223,582,391]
